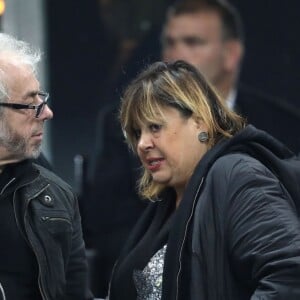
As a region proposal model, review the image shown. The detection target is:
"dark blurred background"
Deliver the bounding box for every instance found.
[45,0,299,187]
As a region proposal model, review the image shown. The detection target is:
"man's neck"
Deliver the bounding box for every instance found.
[216,82,232,101]
[214,72,237,103]
[0,159,20,174]
[0,149,23,173]
[225,89,237,110]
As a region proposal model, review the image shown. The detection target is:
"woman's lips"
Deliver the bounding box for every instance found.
[146,158,164,172]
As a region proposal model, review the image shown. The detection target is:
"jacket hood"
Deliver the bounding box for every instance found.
[223,125,300,212]
[223,124,294,158]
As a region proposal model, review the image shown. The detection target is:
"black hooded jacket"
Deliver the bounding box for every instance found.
[109,125,300,300]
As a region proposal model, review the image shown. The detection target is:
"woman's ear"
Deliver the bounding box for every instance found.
[192,116,207,131]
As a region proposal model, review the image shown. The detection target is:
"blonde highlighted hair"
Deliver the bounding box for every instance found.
[120,60,245,200]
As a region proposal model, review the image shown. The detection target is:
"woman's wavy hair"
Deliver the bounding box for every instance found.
[119,60,245,200]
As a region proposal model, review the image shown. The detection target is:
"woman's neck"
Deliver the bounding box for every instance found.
[175,189,184,208]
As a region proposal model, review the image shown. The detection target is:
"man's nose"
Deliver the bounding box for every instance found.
[41,105,53,120]
[163,43,188,62]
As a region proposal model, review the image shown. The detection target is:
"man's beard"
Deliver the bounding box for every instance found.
[0,119,41,160]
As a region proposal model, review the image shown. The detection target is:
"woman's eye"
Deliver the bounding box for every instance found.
[133,129,141,139]
[149,124,162,132]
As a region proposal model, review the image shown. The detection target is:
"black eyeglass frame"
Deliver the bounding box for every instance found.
[0,91,49,118]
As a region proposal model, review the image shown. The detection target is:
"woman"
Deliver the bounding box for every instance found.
[108,60,300,299]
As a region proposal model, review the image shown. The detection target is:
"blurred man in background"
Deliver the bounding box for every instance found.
[161,0,300,152]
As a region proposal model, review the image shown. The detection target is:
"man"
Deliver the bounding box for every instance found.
[0,33,92,299]
[161,0,300,153]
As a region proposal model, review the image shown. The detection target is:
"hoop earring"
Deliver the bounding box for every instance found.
[198,132,209,143]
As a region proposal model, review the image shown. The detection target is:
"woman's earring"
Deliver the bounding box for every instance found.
[198,132,209,143]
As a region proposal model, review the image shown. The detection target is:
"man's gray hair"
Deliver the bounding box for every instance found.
[0,33,41,106]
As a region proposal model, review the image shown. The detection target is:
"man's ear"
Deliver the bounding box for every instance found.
[223,40,244,72]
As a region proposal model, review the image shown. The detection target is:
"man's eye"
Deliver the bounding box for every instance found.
[149,124,162,132]
[162,37,175,48]
[183,37,205,46]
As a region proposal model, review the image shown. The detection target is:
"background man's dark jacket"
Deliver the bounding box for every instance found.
[236,84,300,153]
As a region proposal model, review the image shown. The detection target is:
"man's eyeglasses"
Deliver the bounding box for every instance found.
[0,92,49,118]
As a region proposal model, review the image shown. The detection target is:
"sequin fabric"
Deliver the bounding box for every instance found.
[133,244,167,300]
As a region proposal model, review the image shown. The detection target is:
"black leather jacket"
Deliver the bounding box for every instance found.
[0,161,92,300]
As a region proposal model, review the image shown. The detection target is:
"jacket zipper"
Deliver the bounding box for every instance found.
[13,181,50,300]
[0,282,6,300]
[108,260,119,299]
[175,177,204,300]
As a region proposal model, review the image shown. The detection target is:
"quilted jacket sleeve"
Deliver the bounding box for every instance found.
[226,156,300,299]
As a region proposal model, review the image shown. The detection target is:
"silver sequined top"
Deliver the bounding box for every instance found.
[133,244,167,300]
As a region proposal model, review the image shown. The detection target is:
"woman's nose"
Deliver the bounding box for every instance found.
[137,132,153,152]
